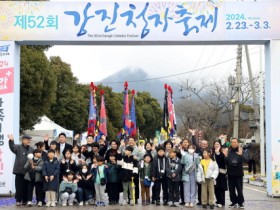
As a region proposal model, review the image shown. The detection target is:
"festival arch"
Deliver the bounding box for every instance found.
[0,0,279,197]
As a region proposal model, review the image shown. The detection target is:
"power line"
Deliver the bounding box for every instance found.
[98,51,260,85]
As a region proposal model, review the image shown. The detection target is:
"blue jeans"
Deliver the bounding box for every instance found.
[76,187,93,202]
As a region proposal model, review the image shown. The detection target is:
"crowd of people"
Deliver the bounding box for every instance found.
[8,129,246,209]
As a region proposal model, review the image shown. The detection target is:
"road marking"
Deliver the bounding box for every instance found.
[244,186,266,194]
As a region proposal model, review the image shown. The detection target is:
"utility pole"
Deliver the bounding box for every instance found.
[233,45,242,138]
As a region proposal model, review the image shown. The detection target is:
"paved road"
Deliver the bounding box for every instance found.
[1,183,279,210]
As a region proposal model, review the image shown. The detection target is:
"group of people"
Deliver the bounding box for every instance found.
[8,129,246,209]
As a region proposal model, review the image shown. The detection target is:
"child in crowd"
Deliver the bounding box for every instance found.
[72,144,85,166]
[60,149,78,180]
[24,149,44,207]
[59,171,78,206]
[91,156,109,206]
[139,154,153,205]
[117,146,138,206]
[49,140,63,162]
[197,149,219,209]
[152,146,168,206]
[166,149,182,207]
[181,144,200,208]
[76,165,93,206]
[107,153,121,205]
[35,141,48,161]
[42,149,60,207]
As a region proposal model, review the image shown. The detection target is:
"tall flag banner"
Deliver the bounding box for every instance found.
[162,84,169,133]
[98,89,107,137]
[129,89,137,137]
[93,85,100,138]
[170,86,177,133]
[167,85,175,136]
[123,81,131,136]
[88,82,97,136]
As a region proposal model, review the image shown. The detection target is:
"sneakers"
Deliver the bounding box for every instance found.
[50,201,56,207]
[120,200,128,206]
[228,203,238,208]
[130,201,135,206]
[61,201,67,207]
[96,201,100,206]
[27,201,32,207]
[185,203,190,207]
[37,201,42,207]
[217,204,223,208]
[239,203,245,209]
[189,203,194,208]
[210,205,214,209]
[68,202,73,206]
[84,201,89,206]
[100,202,106,206]
[16,202,21,206]
[45,202,51,207]
[79,201,83,206]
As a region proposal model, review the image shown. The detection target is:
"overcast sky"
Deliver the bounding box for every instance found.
[45,0,265,85]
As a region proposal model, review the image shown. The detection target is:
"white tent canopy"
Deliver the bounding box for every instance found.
[24,115,74,145]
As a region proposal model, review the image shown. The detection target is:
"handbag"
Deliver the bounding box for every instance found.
[98,167,106,186]
[143,178,151,187]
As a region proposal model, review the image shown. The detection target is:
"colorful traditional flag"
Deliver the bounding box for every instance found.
[167,85,175,136]
[123,82,131,136]
[129,89,137,137]
[88,83,97,135]
[163,84,169,132]
[98,89,107,137]
[170,86,177,133]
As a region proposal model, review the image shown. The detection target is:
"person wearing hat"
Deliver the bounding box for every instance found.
[8,134,34,206]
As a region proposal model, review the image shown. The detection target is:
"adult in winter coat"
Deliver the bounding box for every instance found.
[223,138,246,209]
[212,140,228,208]
[8,134,34,206]
[181,144,200,208]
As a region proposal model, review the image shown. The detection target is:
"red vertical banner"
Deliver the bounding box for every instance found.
[99,90,107,136]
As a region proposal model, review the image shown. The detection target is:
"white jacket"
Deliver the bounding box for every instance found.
[197,159,219,184]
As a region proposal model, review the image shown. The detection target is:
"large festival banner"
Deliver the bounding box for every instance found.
[0,41,19,195]
[0,1,280,42]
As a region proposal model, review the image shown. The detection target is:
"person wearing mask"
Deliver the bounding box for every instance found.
[181,144,200,208]
[223,138,245,209]
[76,165,93,206]
[8,134,34,206]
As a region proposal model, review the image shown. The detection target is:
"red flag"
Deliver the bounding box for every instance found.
[123,81,131,134]
[99,90,107,136]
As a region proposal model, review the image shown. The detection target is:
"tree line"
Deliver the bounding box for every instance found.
[20,46,162,140]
